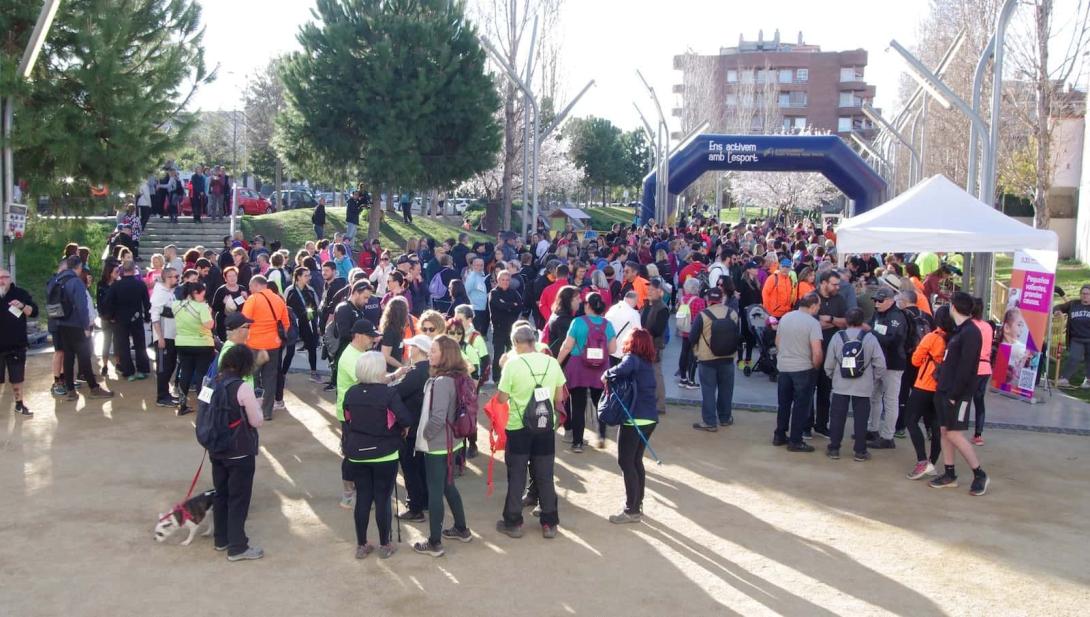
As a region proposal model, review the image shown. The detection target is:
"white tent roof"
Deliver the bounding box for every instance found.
[836,174,1058,255]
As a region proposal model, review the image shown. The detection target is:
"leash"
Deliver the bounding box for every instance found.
[158,451,208,523]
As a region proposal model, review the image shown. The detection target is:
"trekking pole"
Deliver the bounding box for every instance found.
[614,391,663,465]
[393,474,402,543]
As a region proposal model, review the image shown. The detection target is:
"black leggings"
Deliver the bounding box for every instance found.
[346,459,398,546]
[740,317,756,362]
[678,337,697,381]
[617,423,656,514]
[905,387,941,464]
[278,337,317,401]
[569,386,604,447]
[972,374,988,437]
[175,346,214,402]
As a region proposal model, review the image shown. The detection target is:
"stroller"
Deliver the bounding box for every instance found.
[744,304,779,381]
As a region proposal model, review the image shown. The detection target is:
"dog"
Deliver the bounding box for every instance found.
[154,489,215,545]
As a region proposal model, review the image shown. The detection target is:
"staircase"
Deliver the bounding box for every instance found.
[139,217,232,260]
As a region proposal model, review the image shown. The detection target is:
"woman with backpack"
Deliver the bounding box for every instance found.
[172,281,215,417]
[413,335,473,557]
[209,344,265,561]
[675,277,706,389]
[556,292,617,453]
[602,328,659,523]
[342,351,412,559]
[905,305,954,480]
[281,266,321,389]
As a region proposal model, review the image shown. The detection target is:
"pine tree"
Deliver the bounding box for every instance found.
[278,0,502,239]
[2,0,211,203]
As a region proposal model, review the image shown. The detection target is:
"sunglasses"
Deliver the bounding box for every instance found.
[450,330,465,336]
[421,327,436,334]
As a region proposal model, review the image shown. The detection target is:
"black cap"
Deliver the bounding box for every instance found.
[224,313,253,330]
[649,277,666,289]
[351,319,380,337]
[706,288,724,302]
[872,287,896,302]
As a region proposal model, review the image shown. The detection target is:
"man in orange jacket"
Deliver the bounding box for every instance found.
[762,258,797,318]
[242,275,292,420]
[620,261,650,309]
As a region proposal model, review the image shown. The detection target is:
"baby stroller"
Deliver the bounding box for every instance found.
[745,305,778,381]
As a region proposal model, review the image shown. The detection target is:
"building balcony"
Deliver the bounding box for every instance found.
[671,107,682,117]
[672,83,684,94]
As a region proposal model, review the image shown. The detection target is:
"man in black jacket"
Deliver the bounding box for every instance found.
[394,335,431,521]
[329,282,368,390]
[865,287,907,449]
[641,278,670,416]
[488,270,523,382]
[930,291,989,495]
[0,269,38,415]
[101,261,152,379]
[319,261,346,333]
[450,233,471,274]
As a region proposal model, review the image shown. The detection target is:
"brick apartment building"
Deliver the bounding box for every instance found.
[672,30,878,139]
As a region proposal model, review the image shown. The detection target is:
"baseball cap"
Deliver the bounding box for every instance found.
[649,277,666,289]
[872,287,896,302]
[224,313,253,330]
[351,319,381,337]
[744,259,760,270]
[779,257,792,267]
[706,287,724,302]
[403,334,433,354]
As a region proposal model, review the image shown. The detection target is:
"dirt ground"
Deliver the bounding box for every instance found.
[2,354,1089,617]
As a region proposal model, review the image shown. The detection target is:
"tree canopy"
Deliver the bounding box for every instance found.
[2,0,212,199]
[278,0,502,236]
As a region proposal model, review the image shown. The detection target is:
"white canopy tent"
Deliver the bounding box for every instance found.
[836,174,1059,257]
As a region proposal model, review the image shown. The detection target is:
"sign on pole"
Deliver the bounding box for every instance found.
[991,249,1057,399]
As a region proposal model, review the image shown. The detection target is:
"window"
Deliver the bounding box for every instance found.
[726,93,738,106]
[793,117,807,129]
[778,93,790,108]
[750,115,764,131]
[790,91,807,107]
[727,69,738,83]
[839,91,862,107]
[840,67,863,82]
[740,69,754,83]
[837,117,853,132]
[796,68,808,82]
[779,69,794,84]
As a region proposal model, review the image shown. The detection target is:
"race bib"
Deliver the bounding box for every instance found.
[8,304,22,318]
[874,324,888,335]
[534,387,550,402]
[197,386,215,404]
[841,357,856,369]
[586,348,604,361]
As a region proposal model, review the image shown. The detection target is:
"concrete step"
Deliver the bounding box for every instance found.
[139,218,232,256]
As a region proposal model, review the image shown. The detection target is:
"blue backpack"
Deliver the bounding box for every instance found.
[195,375,246,454]
[597,375,637,427]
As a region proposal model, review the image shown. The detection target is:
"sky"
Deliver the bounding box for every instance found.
[187,0,1003,133]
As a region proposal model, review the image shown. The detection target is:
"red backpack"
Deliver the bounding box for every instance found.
[582,316,608,368]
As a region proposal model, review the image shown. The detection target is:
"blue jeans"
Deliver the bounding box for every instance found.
[698,361,735,426]
[776,370,814,445]
[314,224,324,240]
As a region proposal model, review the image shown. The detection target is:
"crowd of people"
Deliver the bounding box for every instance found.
[8,204,1090,563]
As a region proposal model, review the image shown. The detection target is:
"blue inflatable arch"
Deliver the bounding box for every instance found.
[640,134,887,224]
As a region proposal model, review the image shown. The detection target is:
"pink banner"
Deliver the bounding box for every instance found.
[992,251,1056,399]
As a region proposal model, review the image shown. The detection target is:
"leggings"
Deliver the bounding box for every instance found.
[678,337,697,381]
[740,317,756,362]
[972,374,988,437]
[568,386,604,447]
[424,453,467,545]
[175,346,214,402]
[905,387,941,464]
[99,323,114,369]
[278,338,317,401]
[617,423,656,514]
[346,459,397,546]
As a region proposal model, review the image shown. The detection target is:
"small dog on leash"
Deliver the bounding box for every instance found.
[154,489,215,545]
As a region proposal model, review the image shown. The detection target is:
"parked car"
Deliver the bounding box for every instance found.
[180,187,274,216]
[268,189,318,210]
[450,198,473,214]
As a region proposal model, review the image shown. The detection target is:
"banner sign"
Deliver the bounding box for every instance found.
[992,249,1057,399]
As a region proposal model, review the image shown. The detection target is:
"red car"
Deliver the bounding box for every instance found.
[180,187,275,216]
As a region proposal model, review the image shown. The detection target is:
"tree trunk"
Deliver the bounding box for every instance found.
[1033,0,1052,230]
[385,188,397,214]
[497,80,518,234]
[367,187,385,240]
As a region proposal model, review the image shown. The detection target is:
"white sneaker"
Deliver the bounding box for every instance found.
[273,400,286,411]
[339,491,356,509]
[1057,378,1071,387]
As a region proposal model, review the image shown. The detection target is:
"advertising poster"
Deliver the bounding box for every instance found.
[992,249,1057,399]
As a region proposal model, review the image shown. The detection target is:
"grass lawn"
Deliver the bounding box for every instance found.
[994,253,1090,401]
[241,207,490,254]
[11,216,112,297]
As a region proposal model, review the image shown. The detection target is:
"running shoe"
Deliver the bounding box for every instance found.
[227,546,264,561]
[571,444,584,454]
[14,402,31,417]
[692,422,718,432]
[928,474,958,489]
[495,520,524,538]
[156,397,180,407]
[971,435,984,446]
[339,490,356,509]
[894,430,906,439]
[272,400,286,411]
[442,527,473,543]
[51,382,67,396]
[853,451,872,462]
[608,511,642,524]
[786,442,815,453]
[811,427,830,439]
[309,371,323,383]
[398,510,425,522]
[542,524,558,539]
[89,387,114,399]
[969,472,990,496]
[378,543,397,559]
[907,461,935,480]
[413,541,444,557]
[355,543,374,559]
[826,447,840,460]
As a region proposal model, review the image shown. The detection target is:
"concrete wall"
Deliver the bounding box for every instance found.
[1052,116,1084,189]
[1079,111,1090,264]
[1013,217,1077,259]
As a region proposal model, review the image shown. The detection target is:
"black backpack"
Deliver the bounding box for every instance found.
[904,311,933,356]
[520,357,555,434]
[838,330,868,379]
[702,307,739,357]
[45,272,75,320]
[195,376,249,455]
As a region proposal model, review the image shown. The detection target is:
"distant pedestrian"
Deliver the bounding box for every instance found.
[0,269,38,416]
[773,293,822,452]
[688,286,740,431]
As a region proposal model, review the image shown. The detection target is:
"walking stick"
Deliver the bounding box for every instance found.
[393,472,402,543]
